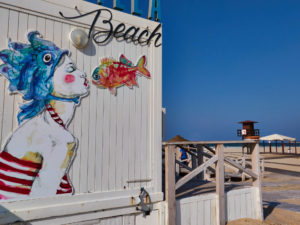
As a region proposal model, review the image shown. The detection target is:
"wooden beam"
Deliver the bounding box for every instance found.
[207,165,215,173]
[224,157,258,179]
[216,144,226,225]
[250,143,263,221]
[203,144,216,154]
[191,145,197,170]
[261,159,265,178]
[197,145,204,180]
[202,151,213,158]
[165,145,176,225]
[175,160,192,171]
[242,156,246,181]
[225,173,244,178]
[175,155,218,190]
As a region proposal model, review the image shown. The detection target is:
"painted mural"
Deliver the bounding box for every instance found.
[0,31,89,200]
[91,55,151,95]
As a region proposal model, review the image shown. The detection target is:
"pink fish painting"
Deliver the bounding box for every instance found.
[92,54,151,95]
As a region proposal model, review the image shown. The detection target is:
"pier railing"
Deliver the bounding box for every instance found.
[162,140,263,225]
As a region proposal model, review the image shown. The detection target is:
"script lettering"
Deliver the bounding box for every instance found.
[59,9,162,47]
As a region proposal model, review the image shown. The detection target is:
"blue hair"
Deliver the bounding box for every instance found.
[0,31,77,124]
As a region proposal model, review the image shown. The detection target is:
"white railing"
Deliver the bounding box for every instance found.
[163,140,263,225]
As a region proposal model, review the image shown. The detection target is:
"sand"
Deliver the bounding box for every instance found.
[280,198,300,206]
[228,208,300,225]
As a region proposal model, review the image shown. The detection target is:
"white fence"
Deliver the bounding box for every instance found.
[176,187,258,225]
[164,142,263,225]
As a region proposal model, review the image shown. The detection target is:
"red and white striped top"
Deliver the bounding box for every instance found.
[45,103,66,129]
[0,151,73,199]
[0,104,73,200]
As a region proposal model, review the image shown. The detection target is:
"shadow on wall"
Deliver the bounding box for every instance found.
[0,206,24,224]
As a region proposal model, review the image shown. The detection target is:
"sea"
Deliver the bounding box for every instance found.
[223,142,300,148]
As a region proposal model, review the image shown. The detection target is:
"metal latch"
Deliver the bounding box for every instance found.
[137,187,153,216]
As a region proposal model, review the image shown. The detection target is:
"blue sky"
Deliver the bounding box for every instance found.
[85,0,300,141]
[162,0,300,141]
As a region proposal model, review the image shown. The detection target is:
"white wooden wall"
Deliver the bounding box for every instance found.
[0,0,163,224]
[24,206,165,225]
[176,193,217,225]
[176,187,258,225]
[226,187,258,222]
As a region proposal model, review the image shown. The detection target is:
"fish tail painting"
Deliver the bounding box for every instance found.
[92,54,151,95]
[136,55,151,78]
[0,31,89,200]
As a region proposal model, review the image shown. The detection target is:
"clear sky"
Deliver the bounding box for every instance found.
[162,0,300,141]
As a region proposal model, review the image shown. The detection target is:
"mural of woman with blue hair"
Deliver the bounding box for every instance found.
[0,31,89,200]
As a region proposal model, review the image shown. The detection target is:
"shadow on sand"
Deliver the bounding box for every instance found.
[265,167,300,177]
[263,201,280,219]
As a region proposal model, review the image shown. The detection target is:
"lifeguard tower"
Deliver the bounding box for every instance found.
[237,120,260,154]
[237,120,260,139]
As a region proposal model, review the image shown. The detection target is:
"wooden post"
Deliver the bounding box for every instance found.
[191,145,197,170]
[175,147,180,175]
[295,140,297,154]
[261,159,265,178]
[250,142,263,221]
[165,145,176,225]
[263,141,265,153]
[197,145,204,180]
[282,141,285,154]
[289,141,291,153]
[275,140,277,153]
[269,141,272,153]
[216,144,225,225]
[241,156,246,181]
[175,162,180,175]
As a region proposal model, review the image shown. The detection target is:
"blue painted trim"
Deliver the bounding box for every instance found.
[148,0,161,21]
[132,0,142,16]
[113,0,124,11]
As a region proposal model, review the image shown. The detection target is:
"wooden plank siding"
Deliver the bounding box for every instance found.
[0,1,155,194]
[26,206,164,225]
[0,0,162,223]
[176,187,258,225]
[176,193,217,225]
[226,187,258,222]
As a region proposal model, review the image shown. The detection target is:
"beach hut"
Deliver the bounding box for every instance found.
[0,0,163,224]
[260,134,296,154]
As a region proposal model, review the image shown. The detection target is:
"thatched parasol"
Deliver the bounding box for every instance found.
[167,135,189,143]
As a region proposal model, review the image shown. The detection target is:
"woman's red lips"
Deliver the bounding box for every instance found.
[84,79,88,87]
